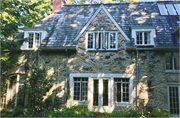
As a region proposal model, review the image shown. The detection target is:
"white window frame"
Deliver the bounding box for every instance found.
[22,31,45,50]
[69,73,133,112]
[165,53,179,73]
[132,28,155,46]
[167,84,180,116]
[73,78,88,101]
[114,78,130,103]
[86,31,118,51]
[27,32,41,49]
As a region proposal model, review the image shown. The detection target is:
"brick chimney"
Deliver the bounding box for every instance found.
[52,0,66,13]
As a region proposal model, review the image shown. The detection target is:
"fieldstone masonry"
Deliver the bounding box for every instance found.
[7,8,179,111]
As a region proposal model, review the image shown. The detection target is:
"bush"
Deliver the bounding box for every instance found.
[149,108,170,117]
[53,105,95,117]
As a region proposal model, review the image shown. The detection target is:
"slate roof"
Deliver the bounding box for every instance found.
[29,1,180,49]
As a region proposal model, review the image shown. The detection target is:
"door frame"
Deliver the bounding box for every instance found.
[92,78,110,112]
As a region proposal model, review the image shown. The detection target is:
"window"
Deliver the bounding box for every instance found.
[73,78,88,101]
[114,78,129,102]
[166,53,179,71]
[168,85,180,115]
[131,27,155,46]
[136,32,151,45]
[86,31,117,50]
[28,32,41,49]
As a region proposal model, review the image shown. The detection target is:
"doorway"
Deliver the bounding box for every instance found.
[93,78,109,112]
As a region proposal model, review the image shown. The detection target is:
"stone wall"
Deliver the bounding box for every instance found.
[7,8,179,112]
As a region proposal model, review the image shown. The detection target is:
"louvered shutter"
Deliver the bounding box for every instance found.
[102,32,107,49]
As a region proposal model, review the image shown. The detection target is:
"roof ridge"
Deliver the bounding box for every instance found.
[64,1,180,6]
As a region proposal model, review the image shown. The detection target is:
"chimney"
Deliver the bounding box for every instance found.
[52,0,66,13]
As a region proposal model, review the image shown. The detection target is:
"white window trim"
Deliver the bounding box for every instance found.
[165,53,179,72]
[69,73,133,112]
[167,83,180,116]
[86,31,118,51]
[22,31,44,50]
[132,29,155,46]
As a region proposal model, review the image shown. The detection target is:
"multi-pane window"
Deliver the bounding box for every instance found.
[114,78,129,102]
[86,32,117,50]
[166,53,179,70]
[169,86,180,114]
[28,33,41,49]
[74,78,88,101]
[136,32,151,45]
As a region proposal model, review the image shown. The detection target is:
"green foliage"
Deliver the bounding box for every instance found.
[2,105,172,117]
[1,0,52,39]
[1,0,52,97]
[22,63,53,110]
[1,38,28,96]
[149,108,170,117]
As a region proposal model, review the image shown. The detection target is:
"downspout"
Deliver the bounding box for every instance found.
[136,48,139,109]
[65,48,68,106]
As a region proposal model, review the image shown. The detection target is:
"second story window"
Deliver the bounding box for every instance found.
[166,53,179,71]
[28,32,41,49]
[136,32,151,45]
[86,31,117,50]
[131,27,156,46]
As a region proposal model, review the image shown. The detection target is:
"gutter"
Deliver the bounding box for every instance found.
[126,47,179,51]
[65,49,69,106]
[39,46,76,50]
[136,48,139,109]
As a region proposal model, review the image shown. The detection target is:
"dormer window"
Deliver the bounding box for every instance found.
[28,33,41,49]
[20,28,48,50]
[136,32,151,45]
[131,27,156,46]
[86,31,117,50]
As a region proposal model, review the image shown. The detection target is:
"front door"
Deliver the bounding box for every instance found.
[93,78,109,112]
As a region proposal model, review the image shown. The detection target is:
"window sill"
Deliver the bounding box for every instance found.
[114,102,131,106]
[86,49,118,52]
[72,100,89,105]
[164,70,179,74]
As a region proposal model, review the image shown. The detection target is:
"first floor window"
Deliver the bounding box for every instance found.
[114,78,129,102]
[169,86,180,114]
[73,78,88,101]
[28,32,41,49]
[86,31,117,50]
[136,31,151,45]
[166,53,179,70]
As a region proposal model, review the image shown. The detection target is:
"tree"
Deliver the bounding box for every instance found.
[1,0,52,96]
[22,63,52,110]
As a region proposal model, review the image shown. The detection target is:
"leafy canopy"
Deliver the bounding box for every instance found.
[1,0,52,96]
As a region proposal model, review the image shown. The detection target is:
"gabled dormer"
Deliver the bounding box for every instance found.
[131,26,156,46]
[21,28,49,50]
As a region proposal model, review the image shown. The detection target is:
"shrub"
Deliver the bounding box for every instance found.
[149,108,170,117]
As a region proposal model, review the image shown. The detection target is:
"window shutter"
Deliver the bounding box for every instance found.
[165,53,171,70]
[174,53,179,70]
[102,32,107,49]
[95,32,99,49]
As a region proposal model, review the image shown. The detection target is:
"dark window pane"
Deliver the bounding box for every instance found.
[93,80,98,106]
[103,80,108,106]
[117,83,121,102]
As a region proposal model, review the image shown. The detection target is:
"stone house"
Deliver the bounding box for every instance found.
[3,0,180,116]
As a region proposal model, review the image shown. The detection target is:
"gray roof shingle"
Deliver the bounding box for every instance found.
[30,1,180,48]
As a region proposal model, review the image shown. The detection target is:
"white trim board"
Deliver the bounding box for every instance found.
[73,4,130,42]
